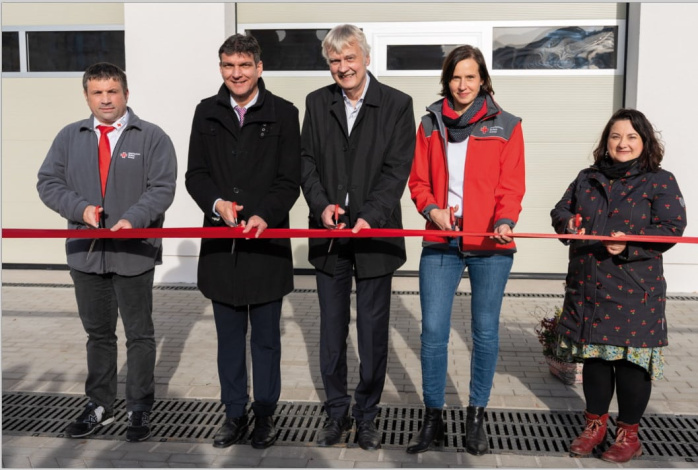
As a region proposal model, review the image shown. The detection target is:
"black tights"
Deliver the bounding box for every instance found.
[583,358,652,425]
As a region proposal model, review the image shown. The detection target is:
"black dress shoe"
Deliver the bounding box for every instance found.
[317,416,352,446]
[251,415,277,449]
[465,406,489,455]
[213,415,249,448]
[406,407,445,454]
[357,419,381,451]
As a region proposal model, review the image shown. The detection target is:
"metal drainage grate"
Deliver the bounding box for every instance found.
[2,392,697,461]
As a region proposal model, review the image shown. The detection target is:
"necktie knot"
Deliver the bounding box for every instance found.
[234,106,247,127]
[97,125,115,135]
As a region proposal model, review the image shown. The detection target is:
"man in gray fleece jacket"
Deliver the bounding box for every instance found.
[37,62,177,442]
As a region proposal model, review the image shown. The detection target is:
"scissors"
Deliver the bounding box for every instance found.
[327,204,340,253]
[573,213,582,234]
[230,202,239,254]
[86,205,101,261]
[449,206,456,231]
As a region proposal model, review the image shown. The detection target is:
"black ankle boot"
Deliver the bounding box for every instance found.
[406,407,445,454]
[465,406,489,455]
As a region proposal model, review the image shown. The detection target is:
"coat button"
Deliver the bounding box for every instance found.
[338,184,344,190]
[233,187,240,194]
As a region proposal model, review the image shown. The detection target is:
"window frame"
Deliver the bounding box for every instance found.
[1,24,124,78]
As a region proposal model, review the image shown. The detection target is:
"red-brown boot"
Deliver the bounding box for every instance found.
[601,421,642,463]
[569,411,609,456]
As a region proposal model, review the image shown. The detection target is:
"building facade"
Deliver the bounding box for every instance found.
[2,2,696,292]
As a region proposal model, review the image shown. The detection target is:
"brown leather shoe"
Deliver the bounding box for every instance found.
[601,421,642,463]
[569,411,609,456]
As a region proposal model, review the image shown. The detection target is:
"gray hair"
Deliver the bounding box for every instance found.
[321,24,370,62]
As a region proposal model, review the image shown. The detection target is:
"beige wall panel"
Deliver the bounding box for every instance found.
[239,3,623,23]
[2,239,67,264]
[493,76,623,143]
[2,3,123,26]
[2,78,86,142]
[2,78,91,265]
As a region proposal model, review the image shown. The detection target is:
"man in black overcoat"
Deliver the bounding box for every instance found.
[301,24,416,450]
[185,34,301,449]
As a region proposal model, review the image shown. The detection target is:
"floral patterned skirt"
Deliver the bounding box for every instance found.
[555,335,665,381]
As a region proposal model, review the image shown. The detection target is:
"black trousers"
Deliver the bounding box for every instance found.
[316,239,393,421]
[212,299,282,419]
[70,268,155,413]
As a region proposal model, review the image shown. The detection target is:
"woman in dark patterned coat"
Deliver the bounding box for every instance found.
[551,109,686,463]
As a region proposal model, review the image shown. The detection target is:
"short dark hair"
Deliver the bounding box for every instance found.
[440,45,494,98]
[82,62,128,93]
[219,34,261,64]
[593,108,664,172]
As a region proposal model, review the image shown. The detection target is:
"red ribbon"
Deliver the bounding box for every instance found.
[2,227,697,244]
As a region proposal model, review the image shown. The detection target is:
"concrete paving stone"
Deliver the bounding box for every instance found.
[578,456,619,467]
[121,450,171,462]
[112,460,141,468]
[378,449,420,463]
[148,442,198,454]
[418,450,461,466]
[354,461,400,468]
[27,456,61,468]
[341,447,381,462]
[259,457,309,467]
[1,446,39,456]
[80,459,116,468]
[208,455,263,467]
[56,457,90,468]
[536,455,583,468]
[1,455,32,468]
[263,445,312,459]
[167,452,218,465]
[497,454,542,467]
[458,453,499,467]
[306,458,355,468]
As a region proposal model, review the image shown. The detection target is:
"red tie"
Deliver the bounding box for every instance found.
[96,125,115,197]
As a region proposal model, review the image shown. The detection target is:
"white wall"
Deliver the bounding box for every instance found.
[626,3,698,293]
[124,3,228,283]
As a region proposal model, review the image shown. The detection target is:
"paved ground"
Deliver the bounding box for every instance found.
[2,269,698,468]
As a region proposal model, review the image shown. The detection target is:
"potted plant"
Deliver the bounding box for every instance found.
[535,307,584,385]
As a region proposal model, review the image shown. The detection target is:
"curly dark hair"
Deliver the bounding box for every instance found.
[440,45,494,98]
[593,108,664,172]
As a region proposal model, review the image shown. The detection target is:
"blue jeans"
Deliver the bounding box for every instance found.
[418,240,513,408]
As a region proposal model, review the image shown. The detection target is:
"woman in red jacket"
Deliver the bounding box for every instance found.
[407,45,525,455]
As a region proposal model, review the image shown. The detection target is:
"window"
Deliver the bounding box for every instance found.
[492,26,618,70]
[386,45,459,71]
[2,26,124,76]
[2,32,20,72]
[27,30,125,72]
[246,29,328,71]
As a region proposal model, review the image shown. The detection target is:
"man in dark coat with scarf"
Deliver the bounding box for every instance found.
[301,24,416,450]
[185,34,301,450]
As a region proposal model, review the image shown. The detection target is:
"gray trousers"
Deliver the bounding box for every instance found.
[70,268,156,413]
